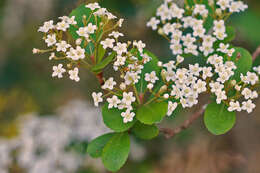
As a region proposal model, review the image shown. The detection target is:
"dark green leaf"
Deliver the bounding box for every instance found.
[102,132,130,172]
[204,102,236,135]
[91,52,116,73]
[102,103,136,132]
[87,133,115,158]
[136,101,168,125]
[231,47,252,81]
[131,121,159,140]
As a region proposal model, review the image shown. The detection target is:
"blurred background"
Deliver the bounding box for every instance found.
[0,0,260,172]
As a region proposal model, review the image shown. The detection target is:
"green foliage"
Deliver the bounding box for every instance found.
[131,121,159,140]
[102,103,136,132]
[231,47,253,81]
[135,49,160,93]
[136,101,168,125]
[87,133,115,158]
[204,102,236,135]
[91,52,116,73]
[224,26,236,43]
[97,44,106,63]
[102,132,130,172]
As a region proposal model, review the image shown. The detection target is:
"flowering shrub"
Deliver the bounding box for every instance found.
[33,0,260,171]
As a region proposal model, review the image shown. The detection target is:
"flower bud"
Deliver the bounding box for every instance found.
[159,85,167,94]
[158,28,164,35]
[230,80,236,86]
[157,61,163,67]
[161,69,167,81]
[76,38,82,45]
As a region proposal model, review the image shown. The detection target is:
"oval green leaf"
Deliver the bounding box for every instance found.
[102,103,136,132]
[102,132,130,172]
[231,47,253,81]
[131,121,159,140]
[136,101,168,125]
[87,133,115,158]
[204,102,236,135]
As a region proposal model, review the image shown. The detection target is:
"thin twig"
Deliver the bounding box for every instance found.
[252,46,260,61]
[160,103,209,139]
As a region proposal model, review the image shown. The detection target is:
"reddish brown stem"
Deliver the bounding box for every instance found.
[252,46,260,61]
[160,103,208,139]
[96,72,104,85]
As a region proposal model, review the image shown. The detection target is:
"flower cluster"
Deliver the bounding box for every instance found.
[33,2,124,82]
[147,0,259,114]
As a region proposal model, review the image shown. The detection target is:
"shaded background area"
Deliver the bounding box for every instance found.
[0,0,260,172]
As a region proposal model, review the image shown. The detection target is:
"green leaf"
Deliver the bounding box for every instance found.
[131,121,159,140]
[102,103,136,132]
[87,133,115,158]
[224,26,236,43]
[97,44,106,63]
[231,47,253,81]
[136,101,168,125]
[91,52,116,73]
[102,132,130,172]
[135,49,160,93]
[204,102,236,135]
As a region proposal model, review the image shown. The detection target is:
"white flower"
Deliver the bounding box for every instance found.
[228,101,241,112]
[167,101,178,116]
[216,90,227,104]
[102,77,116,90]
[202,67,213,80]
[241,88,253,99]
[122,92,136,106]
[76,27,89,38]
[68,68,80,82]
[107,96,121,109]
[242,100,256,113]
[147,17,160,30]
[114,55,126,66]
[246,72,258,85]
[109,31,124,38]
[86,3,100,10]
[145,71,159,83]
[147,83,154,90]
[32,48,39,54]
[92,92,103,107]
[45,34,56,47]
[38,20,54,33]
[56,41,71,52]
[113,42,127,55]
[170,43,183,55]
[71,46,85,60]
[56,21,70,31]
[121,110,135,123]
[253,66,260,75]
[124,72,140,85]
[101,38,115,49]
[217,0,231,10]
[120,83,126,90]
[52,64,66,78]
[133,40,146,53]
[85,23,97,34]
[176,55,184,63]
[193,79,207,93]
